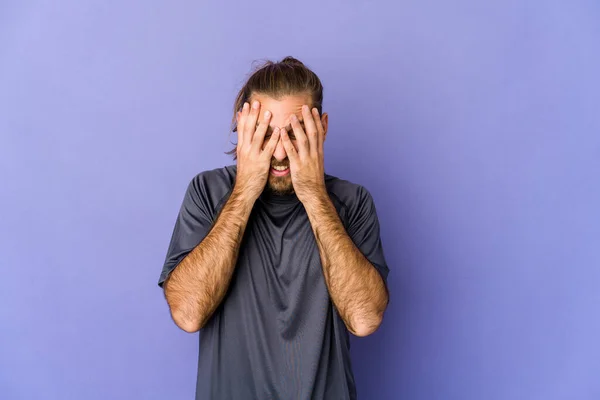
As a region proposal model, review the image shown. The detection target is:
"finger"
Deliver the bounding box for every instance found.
[280,128,299,163]
[251,110,271,152]
[261,127,281,158]
[244,100,261,146]
[312,107,325,155]
[237,102,250,148]
[290,114,308,157]
[302,105,318,156]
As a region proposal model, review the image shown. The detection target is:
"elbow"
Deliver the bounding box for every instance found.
[351,323,380,337]
[349,313,384,337]
[171,309,202,333]
[164,284,203,333]
[177,320,201,334]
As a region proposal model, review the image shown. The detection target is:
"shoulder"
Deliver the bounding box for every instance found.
[189,164,236,191]
[184,164,237,215]
[324,173,374,219]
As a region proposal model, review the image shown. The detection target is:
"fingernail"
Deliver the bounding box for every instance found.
[243,102,249,110]
[291,114,298,121]
[302,105,309,112]
[264,111,271,119]
[252,101,259,109]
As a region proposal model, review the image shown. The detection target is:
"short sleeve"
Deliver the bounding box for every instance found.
[157,177,216,288]
[345,186,390,285]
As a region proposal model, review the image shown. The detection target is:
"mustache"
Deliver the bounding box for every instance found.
[271,159,289,167]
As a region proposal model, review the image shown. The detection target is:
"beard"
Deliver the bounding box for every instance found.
[267,174,294,195]
[266,159,294,195]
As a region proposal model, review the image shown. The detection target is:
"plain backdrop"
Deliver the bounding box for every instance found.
[1,1,599,399]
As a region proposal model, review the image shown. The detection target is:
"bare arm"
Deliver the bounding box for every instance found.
[304,193,389,337]
[163,187,254,333]
[278,105,389,337]
[163,100,280,333]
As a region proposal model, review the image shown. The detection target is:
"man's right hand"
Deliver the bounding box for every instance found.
[234,100,281,202]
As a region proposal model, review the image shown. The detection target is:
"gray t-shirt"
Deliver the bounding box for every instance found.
[158,165,389,400]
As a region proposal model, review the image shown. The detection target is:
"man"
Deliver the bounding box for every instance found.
[158,57,390,400]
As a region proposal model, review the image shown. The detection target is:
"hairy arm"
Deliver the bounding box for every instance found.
[304,192,389,337]
[163,187,254,333]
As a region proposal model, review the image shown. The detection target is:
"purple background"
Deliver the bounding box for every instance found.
[1,1,599,399]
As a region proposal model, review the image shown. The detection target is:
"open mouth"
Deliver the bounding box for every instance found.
[270,165,290,176]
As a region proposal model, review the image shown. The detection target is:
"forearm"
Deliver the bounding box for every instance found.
[304,193,389,337]
[164,187,254,332]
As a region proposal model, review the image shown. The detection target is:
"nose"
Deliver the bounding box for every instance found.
[272,138,287,161]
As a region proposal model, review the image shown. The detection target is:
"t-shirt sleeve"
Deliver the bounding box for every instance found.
[345,186,390,285]
[157,176,216,288]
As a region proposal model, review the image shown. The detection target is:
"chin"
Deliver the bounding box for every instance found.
[268,177,294,195]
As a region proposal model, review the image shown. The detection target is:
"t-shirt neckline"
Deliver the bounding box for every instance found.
[259,189,300,205]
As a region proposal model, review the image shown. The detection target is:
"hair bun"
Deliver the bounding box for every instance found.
[280,56,305,67]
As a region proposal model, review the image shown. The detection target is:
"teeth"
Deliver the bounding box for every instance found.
[272,165,288,171]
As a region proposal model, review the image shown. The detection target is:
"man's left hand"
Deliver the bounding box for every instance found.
[280,105,327,204]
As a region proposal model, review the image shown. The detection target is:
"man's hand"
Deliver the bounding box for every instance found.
[235,100,281,201]
[280,105,326,204]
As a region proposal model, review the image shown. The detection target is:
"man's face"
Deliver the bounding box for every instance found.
[245,92,328,195]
